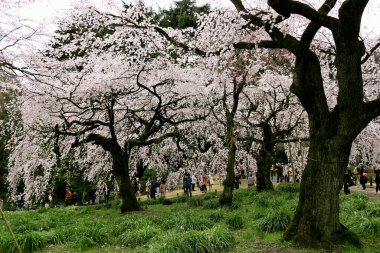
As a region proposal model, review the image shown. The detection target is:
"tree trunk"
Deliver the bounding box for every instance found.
[283,134,357,248]
[220,143,236,206]
[220,114,236,206]
[256,123,274,191]
[113,151,141,213]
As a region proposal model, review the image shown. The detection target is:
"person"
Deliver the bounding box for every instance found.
[191,174,197,191]
[146,179,151,199]
[359,164,368,190]
[247,170,254,187]
[94,190,100,205]
[160,181,166,197]
[71,191,78,206]
[208,173,214,190]
[353,166,359,185]
[65,188,72,205]
[155,178,161,198]
[234,170,241,189]
[374,167,380,195]
[150,177,156,200]
[201,173,208,193]
[343,169,354,195]
[186,175,192,197]
[104,185,110,204]
[44,191,52,208]
[283,164,289,182]
[276,163,283,183]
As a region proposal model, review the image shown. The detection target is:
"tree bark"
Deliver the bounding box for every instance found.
[113,151,141,213]
[256,123,274,191]
[283,133,354,247]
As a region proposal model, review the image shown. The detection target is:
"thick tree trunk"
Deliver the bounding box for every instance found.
[256,123,274,191]
[113,152,141,213]
[283,135,357,248]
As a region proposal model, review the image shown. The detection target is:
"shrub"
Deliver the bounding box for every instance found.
[276,183,300,193]
[187,197,203,207]
[162,198,173,205]
[119,226,158,246]
[171,195,188,203]
[225,214,244,230]
[208,211,224,223]
[203,199,220,209]
[140,226,235,253]
[258,209,291,232]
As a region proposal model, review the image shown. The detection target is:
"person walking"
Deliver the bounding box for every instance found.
[374,167,380,195]
[65,188,72,205]
[186,175,192,197]
[191,174,197,191]
[150,177,156,200]
[201,173,208,193]
[146,179,151,199]
[247,170,254,187]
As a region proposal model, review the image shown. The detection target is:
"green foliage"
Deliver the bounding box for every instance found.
[119,226,158,246]
[73,237,97,251]
[225,214,244,230]
[139,226,234,253]
[154,0,210,29]
[203,199,220,209]
[187,197,203,207]
[208,210,224,223]
[171,195,188,203]
[140,198,159,206]
[162,198,173,205]
[257,209,291,232]
[1,232,47,253]
[200,192,218,200]
[275,183,300,193]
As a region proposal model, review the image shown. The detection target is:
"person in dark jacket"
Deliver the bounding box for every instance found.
[186,175,192,197]
[150,177,156,200]
[375,167,380,195]
[359,164,367,190]
[343,169,353,195]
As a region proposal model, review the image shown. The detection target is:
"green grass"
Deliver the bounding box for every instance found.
[0,188,379,252]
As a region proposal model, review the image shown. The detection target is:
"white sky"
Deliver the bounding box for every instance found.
[13,0,380,37]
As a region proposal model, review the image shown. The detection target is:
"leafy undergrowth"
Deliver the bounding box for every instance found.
[0,185,379,252]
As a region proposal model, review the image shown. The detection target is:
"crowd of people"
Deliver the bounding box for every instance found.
[343,163,380,195]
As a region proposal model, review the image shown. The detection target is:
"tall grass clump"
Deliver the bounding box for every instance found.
[201,192,218,200]
[0,232,47,253]
[225,214,244,230]
[208,210,224,223]
[140,226,235,253]
[257,208,291,232]
[276,183,300,193]
[119,226,159,246]
[203,199,220,209]
[187,197,203,207]
[171,195,188,203]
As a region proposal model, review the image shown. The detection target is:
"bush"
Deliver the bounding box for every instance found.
[140,226,235,253]
[171,195,188,203]
[119,226,158,246]
[208,211,224,223]
[225,214,244,230]
[276,183,300,193]
[203,199,220,209]
[162,198,173,205]
[257,209,291,232]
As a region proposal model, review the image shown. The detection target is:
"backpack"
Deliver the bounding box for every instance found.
[363,172,368,178]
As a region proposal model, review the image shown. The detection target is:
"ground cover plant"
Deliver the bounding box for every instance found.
[0,185,379,252]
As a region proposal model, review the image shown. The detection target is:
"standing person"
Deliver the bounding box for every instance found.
[71,191,79,206]
[276,163,283,183]
[150,177,156,200]
[201,173,208,193]
[94,190,100,205]
[234,170,241,189]
[146,178,151,199]
[186,175,192,197]
[183,175,188,195]
[160,181,166,197]
[353,166,359,186]
[65,188,72,205]
[104,185,110,204]
[247,170,254,187]
[374,167,380,195]
[191,174,197,191]
[44,191,52,208]
[343,169,353,195]
[283,164,289,182]
[155,178,161,198]
[208,173,214,191]
[359,164,368,190]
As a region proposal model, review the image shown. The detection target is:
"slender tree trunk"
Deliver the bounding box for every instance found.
[283,133,355,247]
[220,115,236,206]
[256,123,274,191]
[113,152,141,213]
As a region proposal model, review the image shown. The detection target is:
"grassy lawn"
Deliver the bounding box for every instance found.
[0,184,379,253]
